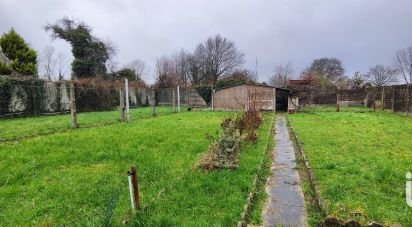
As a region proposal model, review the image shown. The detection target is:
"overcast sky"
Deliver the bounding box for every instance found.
[1,0,412,83]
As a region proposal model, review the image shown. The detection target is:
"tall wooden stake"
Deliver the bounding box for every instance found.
[172,89,176,112]
[381,86,385,110]
[406,84,410,116]
[119,88,125,121]
[69,82,78,128]
[125,79,130,122]
[152,91,156,117]
[392,86,396,112]
[211,85,214,111]
[177,86,180,112]
[336,91,340,112]
[130,167,139,209]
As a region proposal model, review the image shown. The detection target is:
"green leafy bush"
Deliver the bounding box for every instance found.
[0,61,12,75]
[0,29,37,75]
[195,86,212,105]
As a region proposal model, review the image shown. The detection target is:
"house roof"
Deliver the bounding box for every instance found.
[214,81,290,92]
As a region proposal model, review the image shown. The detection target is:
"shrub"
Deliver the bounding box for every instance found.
[235,110,262,143]
[198,107,263,170]
[0,29,37,75]
[199,117,242,170]
[195,86,212,105]
[0,61,12,75]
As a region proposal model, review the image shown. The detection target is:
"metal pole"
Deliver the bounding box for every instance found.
[125,79,130,122]
[127,171,135,210]
[177,86,180,112]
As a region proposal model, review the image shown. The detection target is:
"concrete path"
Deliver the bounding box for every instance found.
[263,114,307,227]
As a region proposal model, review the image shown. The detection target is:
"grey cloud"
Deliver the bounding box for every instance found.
[1,0,411,83]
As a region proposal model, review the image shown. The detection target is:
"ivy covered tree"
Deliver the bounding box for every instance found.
[0,29,37,76]
[45,17,114,79]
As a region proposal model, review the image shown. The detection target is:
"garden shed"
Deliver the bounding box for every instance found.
[212,82,290,111]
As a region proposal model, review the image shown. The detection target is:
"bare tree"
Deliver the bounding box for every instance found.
[173,49,191,87]
[56,53,69,80]
[394,46,412,115]
[269,63,293,88]
[154,56,178,88]
[187,53,203,85]
[365,64,398,112]
[40,46,70,80]
[103,38,118,75]
[395,46,412,84]
[365,65,398,86]
[194,34,245,85]
[106,60,119,75]
[125,59,148,82]
[221,68,257,82]
[41,45,56,80]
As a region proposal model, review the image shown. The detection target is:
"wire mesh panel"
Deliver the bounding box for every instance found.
[0,77,182,141]
[74,81,122,127]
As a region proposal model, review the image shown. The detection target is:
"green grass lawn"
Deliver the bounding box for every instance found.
[0,106,178,142]
[0,111,273,226]
[288,109,412,225]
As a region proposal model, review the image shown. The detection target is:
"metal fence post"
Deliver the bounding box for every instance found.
[119,88,125,121]
[125,79,130,122]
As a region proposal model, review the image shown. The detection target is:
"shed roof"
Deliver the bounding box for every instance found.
[214,81,290,92]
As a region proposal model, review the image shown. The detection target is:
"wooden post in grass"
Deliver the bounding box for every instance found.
[69,82,78,128]
[152,90,156,117]
[125,79,130,122]
[119,88,125,122]
[172,89,176,112]
[130,167,140,209]
[392,86,396,112]
[127,167,139,211]
[187,87,191,109]
[152,100,156,117]
[336,91,340,112]
[211,85,214,111]
[381,86,385,110]
[177,86,181,112]
[406,84,410,116]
